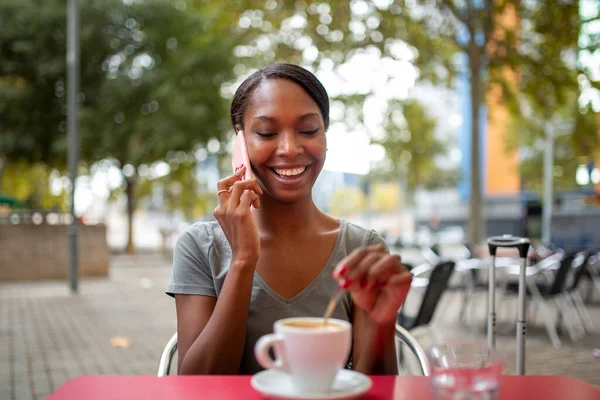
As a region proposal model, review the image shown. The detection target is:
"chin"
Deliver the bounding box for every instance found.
[269,189,313,204]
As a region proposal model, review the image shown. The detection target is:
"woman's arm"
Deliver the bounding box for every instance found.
[176,260,255,375]
[175,166,263,375]
[351,307,398,374]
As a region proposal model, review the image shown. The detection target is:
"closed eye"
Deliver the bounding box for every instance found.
[255,132,277,138]
[300,129,319,136]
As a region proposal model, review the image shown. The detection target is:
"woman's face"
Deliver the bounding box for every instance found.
[241,78,327,204]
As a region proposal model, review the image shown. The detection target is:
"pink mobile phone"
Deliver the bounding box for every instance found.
[231,131,252,181]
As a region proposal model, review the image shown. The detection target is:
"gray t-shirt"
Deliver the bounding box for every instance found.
[166,218,386,374]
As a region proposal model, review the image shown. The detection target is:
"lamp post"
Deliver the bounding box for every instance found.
[541,121,574,247]
[67,0,80,294]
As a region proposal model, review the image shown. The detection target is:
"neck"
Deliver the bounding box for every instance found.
[252,193,320,237]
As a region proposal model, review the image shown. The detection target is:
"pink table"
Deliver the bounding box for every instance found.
[47,375,600,399]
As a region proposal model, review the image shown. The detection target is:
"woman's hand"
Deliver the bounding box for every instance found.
[333,245,412,325]
[213,165,263,265]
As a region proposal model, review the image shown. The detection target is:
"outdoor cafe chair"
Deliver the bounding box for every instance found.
[157,326,432,377]
[564,251,594,334]
[157,332,178,377]
[397,261,456,339]
[502,253,577,348]
[582,250,600,303]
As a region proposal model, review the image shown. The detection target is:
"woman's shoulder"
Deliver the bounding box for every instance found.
[175,220,226,251]
[337,219,387,248]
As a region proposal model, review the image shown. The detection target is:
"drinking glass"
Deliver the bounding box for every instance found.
[427,342,505,400]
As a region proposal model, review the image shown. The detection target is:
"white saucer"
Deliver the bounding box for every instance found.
[250,369,372,400]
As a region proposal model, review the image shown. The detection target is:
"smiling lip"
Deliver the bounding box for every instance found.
[268,164,311,182]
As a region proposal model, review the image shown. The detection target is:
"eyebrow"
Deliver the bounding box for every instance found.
[252,112,320,122]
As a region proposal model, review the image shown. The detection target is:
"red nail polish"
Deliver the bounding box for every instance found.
[377,281,387,289]
[340,278,351,289]
[338,265,348,277]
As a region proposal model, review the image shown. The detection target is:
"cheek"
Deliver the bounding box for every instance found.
[246,141,270,164]
[308,137,327,159]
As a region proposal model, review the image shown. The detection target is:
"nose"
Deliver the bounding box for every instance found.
[276,132,303,158]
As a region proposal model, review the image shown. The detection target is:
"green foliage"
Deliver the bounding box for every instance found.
[371,99,459,193]
[504,0,600,193]
[1,161,67,210]
[0,0,70,165]
[136,159,214,221]
[78,0,236,167]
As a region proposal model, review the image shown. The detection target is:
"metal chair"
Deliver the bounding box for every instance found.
[157,332,177,377]
[398,261,456,333]
[395,324,431,376]
[157,328,431,377]
[503,254,577,347]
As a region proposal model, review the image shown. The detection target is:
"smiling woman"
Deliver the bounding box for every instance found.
[166,63,413,377]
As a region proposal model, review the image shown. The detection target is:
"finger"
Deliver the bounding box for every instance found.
[251,191,260,208]
[243,190,260,209]
[239,189,256,209]
[217,166,245,191]
[387,273,413,287]
[366,254,404,284]
[229,179,264,209]
[333,244,387,279]
[346,250,386,283]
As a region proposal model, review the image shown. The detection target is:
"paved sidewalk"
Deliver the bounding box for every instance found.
[1,254,599,399]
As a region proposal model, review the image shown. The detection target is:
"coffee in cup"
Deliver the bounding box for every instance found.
[254,317,352,394]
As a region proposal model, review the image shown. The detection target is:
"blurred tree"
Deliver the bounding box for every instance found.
[136,158,213,222]
[1,161,67,210]
[1,0,236,252]
[504,0,599,193]
[78,0,235,253]
[368,182,402,213]
[371,99,460,199]
[329,186,367,217]
[0,0,71,188]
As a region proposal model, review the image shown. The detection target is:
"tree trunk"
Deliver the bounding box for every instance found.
[468,49,485,247]
[125,176,137,254]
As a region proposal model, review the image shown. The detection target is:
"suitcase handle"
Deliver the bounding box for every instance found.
[488,235,530,258]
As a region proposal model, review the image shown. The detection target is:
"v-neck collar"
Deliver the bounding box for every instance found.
[253,219,346,305]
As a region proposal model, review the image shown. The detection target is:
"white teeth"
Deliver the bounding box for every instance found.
[274,167,306,177]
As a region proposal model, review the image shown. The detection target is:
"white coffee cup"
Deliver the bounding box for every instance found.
[254,317,352,395]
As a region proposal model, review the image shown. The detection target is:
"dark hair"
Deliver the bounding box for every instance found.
[230,63,330,132]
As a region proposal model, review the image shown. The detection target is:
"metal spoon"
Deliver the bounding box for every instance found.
[323,286,345,326]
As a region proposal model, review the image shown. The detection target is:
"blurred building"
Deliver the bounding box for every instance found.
[415,2,600,250]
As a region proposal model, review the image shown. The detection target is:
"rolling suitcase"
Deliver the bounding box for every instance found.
[487,235,531,375]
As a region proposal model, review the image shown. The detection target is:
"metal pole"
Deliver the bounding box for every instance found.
[67,0,80,294]
[487,255,496,349]
[542,129,553,246]
[516,256,527,375]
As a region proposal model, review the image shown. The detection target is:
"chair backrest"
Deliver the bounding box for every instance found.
[395,324,431,376]
[412,261,455,328]
[157,332,178,377]
[548,254,576,295]
[568,251,591,291]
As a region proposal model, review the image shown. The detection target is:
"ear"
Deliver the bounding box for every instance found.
[234,124,242,134]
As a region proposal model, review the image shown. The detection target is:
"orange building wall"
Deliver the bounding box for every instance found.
[485,4,521,197]
[485,84,521,196]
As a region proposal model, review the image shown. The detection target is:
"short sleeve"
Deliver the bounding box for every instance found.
[166,227,217,298]
[367,230,390,253]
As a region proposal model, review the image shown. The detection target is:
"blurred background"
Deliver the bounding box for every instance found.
[1,0,600,398]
